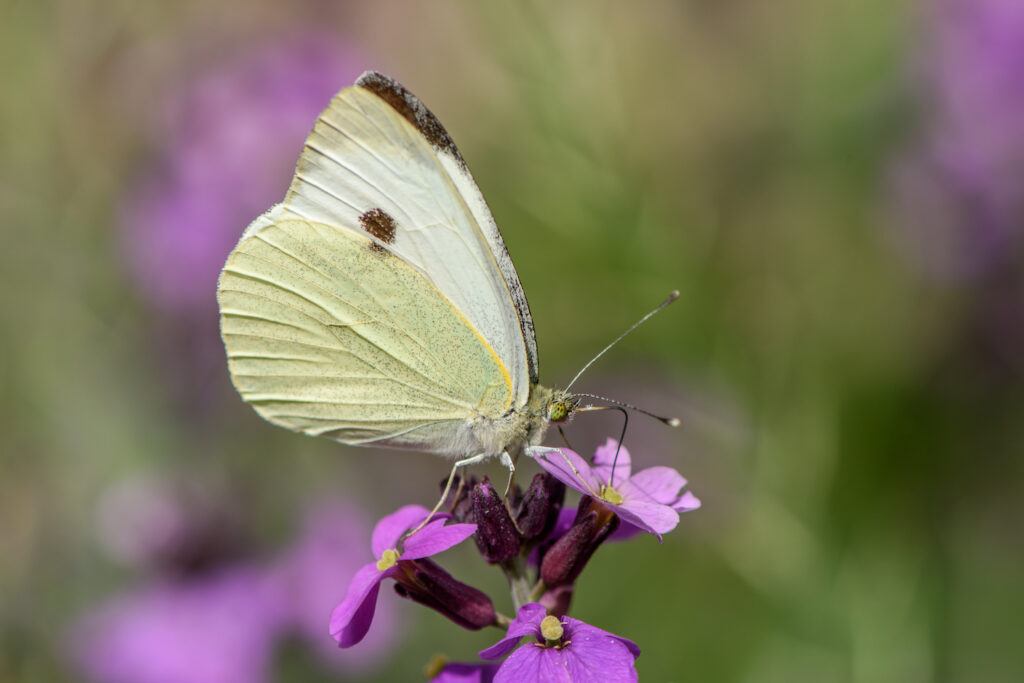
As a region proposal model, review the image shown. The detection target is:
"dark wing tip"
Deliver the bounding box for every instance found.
[354,71,466,168]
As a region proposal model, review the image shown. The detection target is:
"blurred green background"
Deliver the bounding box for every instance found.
[3,1,1023,681]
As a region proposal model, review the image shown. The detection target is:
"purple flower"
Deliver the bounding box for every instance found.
[121,34,363,314]
[329,505,485,647]
[529,438,700,540]
[479,603,640,683]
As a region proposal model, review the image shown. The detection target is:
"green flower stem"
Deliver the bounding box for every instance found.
[502,556,533,610]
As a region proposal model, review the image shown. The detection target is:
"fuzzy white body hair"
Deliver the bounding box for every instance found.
[438,384,555,460]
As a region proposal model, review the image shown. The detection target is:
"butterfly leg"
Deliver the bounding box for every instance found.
[525,446,595,494]
[499,450,515,498]
[406,451,490,540]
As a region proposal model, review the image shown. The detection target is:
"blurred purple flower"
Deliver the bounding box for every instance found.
[121,35,363,314]
[69,567,287,683]
[69,493,396,682]
[92,475,246,575]
[329,505,483,648]
[479,603,640,683]
[529,438,700,540]
[894,0,1024,279]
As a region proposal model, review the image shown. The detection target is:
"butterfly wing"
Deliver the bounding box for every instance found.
[278,71,538,408]
[218,208,513,454]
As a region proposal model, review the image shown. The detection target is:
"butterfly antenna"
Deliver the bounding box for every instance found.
[557,425,575,450]
[564,290,680,392]
[576,393,680,427]
[573,404,631,486]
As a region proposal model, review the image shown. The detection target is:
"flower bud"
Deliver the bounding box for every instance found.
[514,473,566,542]
[471,477,520,563]
[439,475,476,523]
[393,558,496,630]
[539,497,619,588]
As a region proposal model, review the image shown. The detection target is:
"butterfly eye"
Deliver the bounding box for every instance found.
[547,400,570,423]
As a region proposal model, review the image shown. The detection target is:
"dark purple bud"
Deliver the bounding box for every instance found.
[514,472,566,541]
[472,477,520,563]
[539,497,619,588]
[439,475,476,523]
[393,558,496,630]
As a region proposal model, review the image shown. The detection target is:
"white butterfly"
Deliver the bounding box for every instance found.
[218,71,578,480]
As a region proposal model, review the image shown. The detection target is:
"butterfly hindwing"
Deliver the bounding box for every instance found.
[218,211,513,453]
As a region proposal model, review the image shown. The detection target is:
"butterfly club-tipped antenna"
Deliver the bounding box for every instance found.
[574,394,679,486]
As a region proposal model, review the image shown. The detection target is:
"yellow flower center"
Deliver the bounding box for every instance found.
[424,654,448,679]
[540,615,564,643]
[376,548,400,571]
[600,484,624,505]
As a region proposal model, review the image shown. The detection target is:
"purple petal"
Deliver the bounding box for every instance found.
[328,562,388,647]
[607,520,646,542]
[430,661,500,683]
[401,520,478,560]
[564,617,641,659]
[591,438,633,484]
[559,620,640,682]
[527,447,601,497]
[674,490,702,513]
[619,466,686,505]
[479,603,546,659]
[495,646,570,683]
[479,635,526,661]
[372,505,431,556]
[614,499,680,539]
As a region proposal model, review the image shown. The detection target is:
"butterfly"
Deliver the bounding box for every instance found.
[217,71,580,483]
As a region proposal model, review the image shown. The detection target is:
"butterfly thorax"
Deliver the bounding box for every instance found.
[458,384,570,461]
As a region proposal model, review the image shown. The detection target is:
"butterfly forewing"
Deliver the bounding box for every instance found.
[279,72,537,409]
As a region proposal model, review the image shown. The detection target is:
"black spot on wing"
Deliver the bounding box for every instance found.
[356,71,467,170]
[359,208,397,244]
